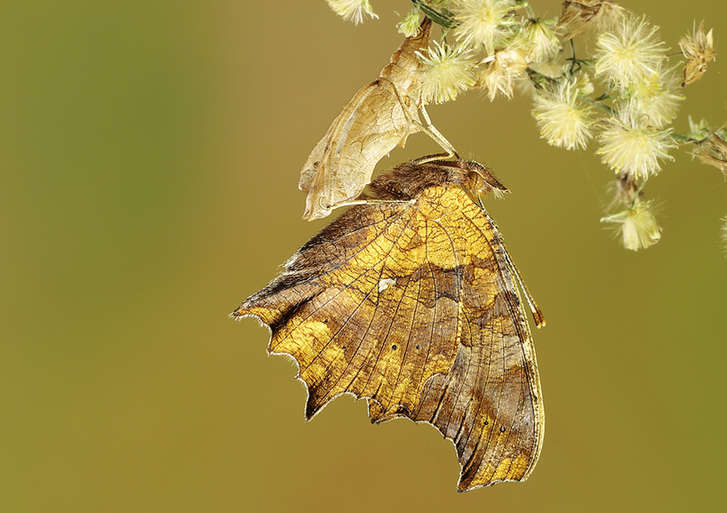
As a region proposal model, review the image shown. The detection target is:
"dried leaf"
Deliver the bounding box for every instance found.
[556,0,625,39]
[693,132,727,174]
[679,21,716,87]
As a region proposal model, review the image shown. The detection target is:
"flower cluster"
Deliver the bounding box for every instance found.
[322,1,721,252]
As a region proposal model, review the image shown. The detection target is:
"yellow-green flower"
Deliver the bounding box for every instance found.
[397,8,423,37]
[478,47,528,101]
[519,18,561,64]
[418,41,476,104]
[594,15,668,89]
[325,0,378,25]
[532,78,595,150]
[629,66,684,128]
[601,200,662,251]
[452,0,519,55]
[597,106,676,180]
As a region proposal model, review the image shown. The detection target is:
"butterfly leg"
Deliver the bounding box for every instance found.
[416,105,460,161]
[377,78,459,161]
[334,199,416,209]
[410,152,452,165]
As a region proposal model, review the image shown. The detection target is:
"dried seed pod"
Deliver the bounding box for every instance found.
[693,132,727,174]
[557,0,625,39]
[679,21,717,87]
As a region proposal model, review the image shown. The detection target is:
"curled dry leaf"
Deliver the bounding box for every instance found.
[299,19,456,221]
[556,0,625,39]
[679,21,716,87]
[693,132,727,174]
[235,157,546,491]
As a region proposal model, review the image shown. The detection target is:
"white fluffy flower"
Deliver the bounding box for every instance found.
[532,78,595,150]
[418,41,476,104]
[519,18,561,63]
[597,107,676,180]
[397,8,423,37]
[629,66,684,128]
[326,0,378,25]
[594,15,668,89]
[452,0,519,55]
[479,47,528,101]
[601,201,662,251]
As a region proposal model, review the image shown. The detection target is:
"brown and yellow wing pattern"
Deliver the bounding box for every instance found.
[234,160,544,491]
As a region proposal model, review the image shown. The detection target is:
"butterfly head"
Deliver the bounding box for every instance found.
[463,161,510,197]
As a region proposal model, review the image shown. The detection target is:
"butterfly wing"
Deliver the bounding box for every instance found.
[234,174,543,491]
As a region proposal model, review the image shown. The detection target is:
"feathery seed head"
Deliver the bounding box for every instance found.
[594,15,668,89]
[601,200,662,251]
[478,46,529,101]
[575,71,595,96]
[418,41,477,104]
[628,66,684,128]
[519,18,562,63]
[398,8,423,37]
[532,78,595,150]
[326,0,378,25]
[452,0,520,55]
[597,106,676,180]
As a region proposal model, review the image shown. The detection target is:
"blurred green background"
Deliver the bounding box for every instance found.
[2,1,726,512]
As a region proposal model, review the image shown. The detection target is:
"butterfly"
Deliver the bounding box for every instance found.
[299,19,457,221]
[234,157,545,491]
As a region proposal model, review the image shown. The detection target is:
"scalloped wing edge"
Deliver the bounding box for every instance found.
[230,309,538,492]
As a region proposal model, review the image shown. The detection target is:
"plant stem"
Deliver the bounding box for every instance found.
[411,0,456,29]
[672,133,708,145]
[584,97,614,114]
